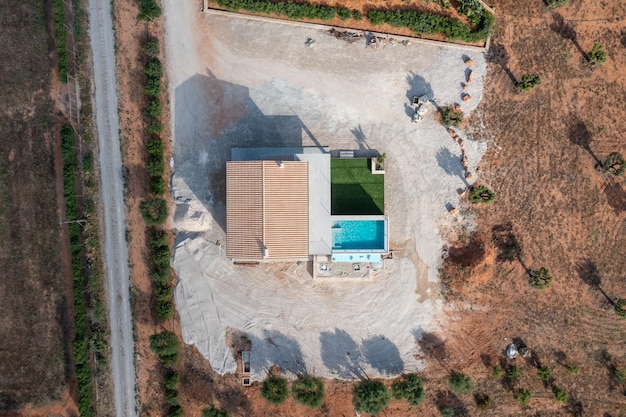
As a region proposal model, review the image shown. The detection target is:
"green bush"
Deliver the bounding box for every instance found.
[152,269,171,286]
[507,366,524,379]
[147,137,165,157]
[145,59,163,79]
[588,43,607,64]
[145,78,162,97]
[337,8,351,20]
[202,405,229,417]
[140,197,168,225]
[138,0,162,21]
[614,299,626,319]
[156,299,175,321]
[513,388,531,407]
[492,365,502,379]
[165,372,179,390]
[146,99,163,119]
[165,388,179,406]
[602,152,625,177]
[391,373,425,406]
[353,10,362,20]
[352,380,390,415]
[567,365,580,375]
[457,0,483,25]
[156,285,174,302]
[615,369,626,384]
[552,386,568,403]
[147,155,165,177]
[440,107,464,127]
[440,408,454,417]
[518,73,541,91]
[545,0,569,8]
[150,176,166,195]
[537,366,551,381]
[469,185,495,204]
[53,0,69,81]
[150,330,179,358]
[529,267,552,289]
[475,393,491,410]
[149,119,164,135]
[144,37,160,57]
[292,375,325,409]
[168,406,184,417]
[261,375,289,405]
[449,371,473,394]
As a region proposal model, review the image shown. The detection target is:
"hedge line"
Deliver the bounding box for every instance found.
[214,0,493,42]
[150,331,182,415]
[53,0,69,81]
[61,125,95,417]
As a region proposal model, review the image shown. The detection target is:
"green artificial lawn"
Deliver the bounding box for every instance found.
[331,158,384,215]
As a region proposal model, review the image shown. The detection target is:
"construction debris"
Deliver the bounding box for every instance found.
[304,38,316,48]
[462,93,471,102]
[464,57,474,67]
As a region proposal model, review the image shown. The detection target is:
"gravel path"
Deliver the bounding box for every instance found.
[88,0,136,415]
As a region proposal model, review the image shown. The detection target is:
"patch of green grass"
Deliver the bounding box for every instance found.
[331,158,384,215]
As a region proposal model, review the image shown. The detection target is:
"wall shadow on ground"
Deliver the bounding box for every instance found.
[173,70,321,234]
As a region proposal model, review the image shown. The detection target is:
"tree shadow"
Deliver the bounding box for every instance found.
[436,147,469,188]
[568,116,601,166]
[480,353,493,368]
[492,223,522,262]
[550,12,589,61]
[576,259,615,306]
[486,42,518,87]
[247,330,307,377]
[604,180,626,214]
[598,349,618,392]
[405,72,434,103]
[413,328,449,366]
[435,391,469,416]
[361,335,404,376]
[350,125,370,150]
[319,328,363,379]
[621,28,626,48]
[566,397,584,417]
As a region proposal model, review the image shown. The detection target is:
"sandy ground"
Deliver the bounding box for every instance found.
[164,1,487,381]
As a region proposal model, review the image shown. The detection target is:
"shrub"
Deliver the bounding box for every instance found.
[475,393,491,410]
[518,73,541,91]
[352,380,390,415]
[168,406,184,417]
[567,365,580,375]
[152,269,171,286]
[140,197,168,226]
[615,369,626,384]
[146,99,163,119]
[292,375,325,409]
[449,371,473,394]
[150,176,166,195]
[156,285,174,302]
[588,43,607,64]
[440,107,464,127]
[440,408,454,417]
[552,386,568,403]
[147,137,164,157]
[261,375,289,405]
[150,330,179,358]
[513,388,531,406]
[602,152,625,177]
[529,267,552,289]
[507,366,524,379]
[391,373,425,406]
[53,0,69,81]
[165,372,179,390]
[469,185,495,204]
[147,156,165,177]
[545,0,569,8]
[149,119,164,135]
[492,365,502,379]
[145,59,163,79]
[337,7,351,20]
[150,228,168,249]
[538,366,552,381]
[138,0,162,21]
[165,388,179,406]
[144,37,160,57]
[145,78,162,97]
[613,298,626,319]
[353,10,362,20]
[157,299,175,321]
[202,405,229,417]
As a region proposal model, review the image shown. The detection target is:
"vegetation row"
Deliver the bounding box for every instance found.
[53,0,69,81]
[214,0,494,42]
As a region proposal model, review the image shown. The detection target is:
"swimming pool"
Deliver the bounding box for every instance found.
[332,220,385,250]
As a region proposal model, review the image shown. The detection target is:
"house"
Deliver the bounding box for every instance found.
[226,147,388,263]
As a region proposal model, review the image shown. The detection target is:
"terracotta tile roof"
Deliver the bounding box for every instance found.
[226,161,309,260]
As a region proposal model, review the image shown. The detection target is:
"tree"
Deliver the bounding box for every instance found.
[615,299,626,319]
[602,152,625,177]
[440,107,464,127]
[529,267,552,289]
[202,405,229,417]
[449,371,473,394]
[588,43,607,64]
[352,379,390,415]
[144,37,160,57]
[391,373,425,406]
[149,330,179,366]
[260,375,288,405]
[138,0,162,21]
[156,299,174,321]
[165,372,179,390]
[537,366,552,381]
[507,366,524,379]
[292,375,325,409]
[518,73,541,91]
[140,197,168,226]
[337,8,351,20]
[545,0,569,8]
[552,386,568,403]
[469,185,495,204]
[513,388,531,406]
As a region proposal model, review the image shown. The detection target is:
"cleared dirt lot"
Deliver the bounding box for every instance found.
[165,1,488,382]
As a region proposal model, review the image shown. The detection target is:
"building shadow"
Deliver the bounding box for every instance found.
[576,259,615,306]
[550,13,589,62]
[436,147,469,188]
[487,42,518,87]
[173,70,315,234]
[568,116,601,166]
[604,180,626,214]
[361,335,404,376]
[319,328,363,379]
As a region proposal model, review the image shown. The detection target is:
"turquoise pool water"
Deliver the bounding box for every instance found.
[332,220,385,250]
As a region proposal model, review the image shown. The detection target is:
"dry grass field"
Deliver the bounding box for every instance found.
[0,0,73,414]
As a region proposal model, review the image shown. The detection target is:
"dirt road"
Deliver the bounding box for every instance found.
[88,0,136,415]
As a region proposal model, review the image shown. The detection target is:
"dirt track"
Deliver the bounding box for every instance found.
[88,0,136,415]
